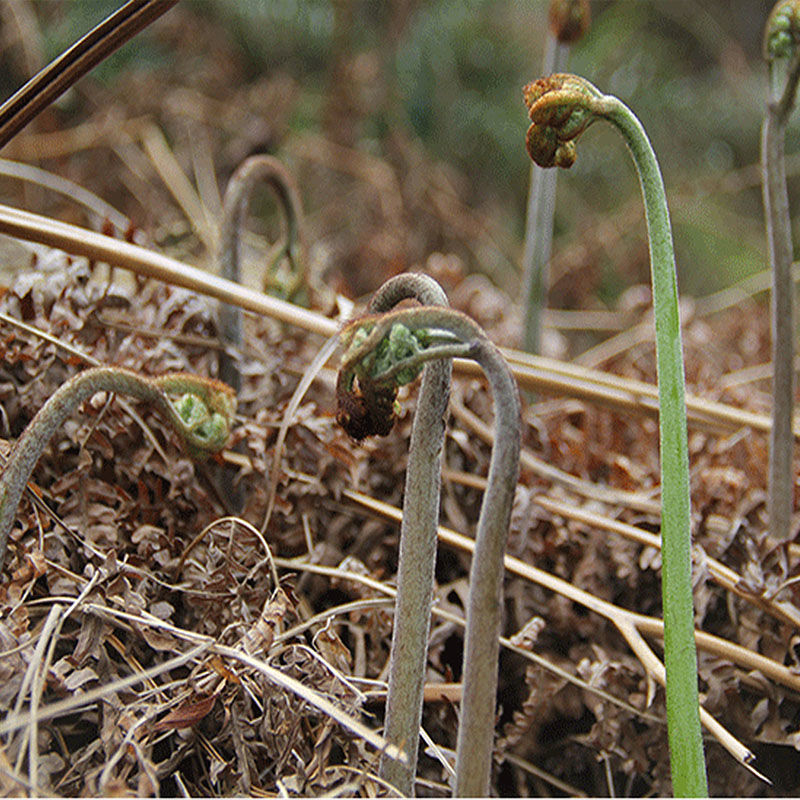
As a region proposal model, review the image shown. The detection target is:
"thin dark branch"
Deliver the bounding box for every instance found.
[0,0,177,149]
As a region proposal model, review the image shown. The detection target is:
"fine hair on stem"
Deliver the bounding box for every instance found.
[338,299,521,796]
[217,154,305,394]
[356,273,450,796]
[762,0,800,542]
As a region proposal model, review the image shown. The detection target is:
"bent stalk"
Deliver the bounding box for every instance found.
[362,275,451,796]
[217,154,304,393]
[523,74,706,795]
[338,305,521,797]
[0,366,235,573]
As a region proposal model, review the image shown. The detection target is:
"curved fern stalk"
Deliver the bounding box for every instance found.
[217,154,305,393]
[0,367,235,573]
[762,1,800,542]
[338,304,521,797]
[522,73,706,795]
[351,274,450,796]
[521,0,590,355]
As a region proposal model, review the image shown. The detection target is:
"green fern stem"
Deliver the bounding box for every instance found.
[523,74,706,796]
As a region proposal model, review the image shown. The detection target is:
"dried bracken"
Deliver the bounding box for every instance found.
[2,7,800,796]
[2,206,800,797]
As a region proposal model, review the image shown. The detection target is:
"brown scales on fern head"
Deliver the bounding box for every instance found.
[335,369,397,441]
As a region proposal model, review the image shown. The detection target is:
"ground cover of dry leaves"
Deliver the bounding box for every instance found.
[1,4,800,797]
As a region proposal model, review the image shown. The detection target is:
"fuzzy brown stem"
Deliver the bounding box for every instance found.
[452,337,521,796]
[763,45,800,542]
[763,110,796,542]
[340,304,521,796]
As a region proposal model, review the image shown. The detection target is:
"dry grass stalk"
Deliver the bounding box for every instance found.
[1,201,792,446]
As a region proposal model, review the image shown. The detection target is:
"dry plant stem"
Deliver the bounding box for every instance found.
[346,488,800,696]
[340,306,520,797]
[762,10,800,540]
[524,74,705,795]
[614,619,765,783]
[261,333,340,535]
[142,124,215,251]
[366,276,451,796]
[0,366,234,572]
[2,203,795,441]
[342,492,769,782]
[0,158,130,232]
[217,155,304,393]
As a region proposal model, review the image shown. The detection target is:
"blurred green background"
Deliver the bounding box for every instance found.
[0,0,785,303]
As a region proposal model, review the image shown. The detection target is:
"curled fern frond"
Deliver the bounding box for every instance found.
[0,368,235,572]
[764,0,800,60]
[522,74,604,168]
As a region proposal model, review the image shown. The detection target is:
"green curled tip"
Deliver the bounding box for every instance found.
[371,324,430,386]
[161,376,237,459]
[341,322,374,366]
[336,317,434,441]
[765,0,800,60]
[522,74,604,168]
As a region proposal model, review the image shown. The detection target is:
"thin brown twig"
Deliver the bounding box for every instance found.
[614,619,769,784]
[343,488,800,695]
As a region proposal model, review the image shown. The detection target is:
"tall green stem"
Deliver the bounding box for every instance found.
[338,304,521,797]
[0,367,235,573]
[523,74,706,795]
[762,1,800,542]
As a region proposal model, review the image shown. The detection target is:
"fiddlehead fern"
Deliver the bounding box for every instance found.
[0,367,235,573]
[342,273,450,796]
[522,73,707,795]
[338,302,520,797]
[217,155,305,393]
[523,73,604,169]
[765,0,800,63]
